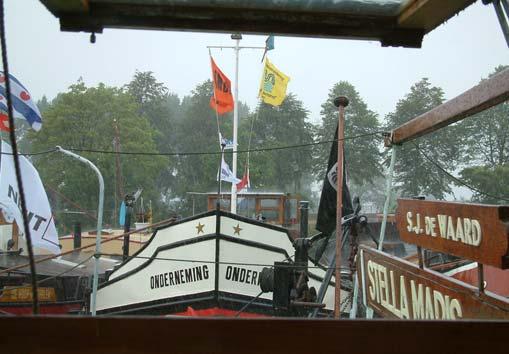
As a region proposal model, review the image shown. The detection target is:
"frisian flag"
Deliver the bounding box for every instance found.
[209,57,234,115]
[315,124,353,235]
[0,72,43,131]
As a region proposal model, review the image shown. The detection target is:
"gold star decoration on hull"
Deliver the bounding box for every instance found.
[196,222,205,234]
[233,223,242,236]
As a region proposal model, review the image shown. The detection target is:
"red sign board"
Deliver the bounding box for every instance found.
[395,198,509,269]
[358,246,509,320]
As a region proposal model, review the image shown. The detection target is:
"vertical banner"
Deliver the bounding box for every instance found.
[0,141,60,254]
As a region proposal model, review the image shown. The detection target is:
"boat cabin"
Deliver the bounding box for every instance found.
[204,192,300,227]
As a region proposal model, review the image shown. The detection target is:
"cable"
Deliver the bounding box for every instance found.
[69,131,382,155]
[412,142,509,203]
[234,290,264,317]
[233,252,295,317]
[100,252,351,270]
[0,131,383,157]
[0,0,39,314]
[0,255,94,298]
[0,148,57,156]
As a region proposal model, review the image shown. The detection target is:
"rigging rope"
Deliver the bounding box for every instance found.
[208,49,223,153]
[413,142,509,203]
[0,0,39,314]
[0,255,94,297]
[0,131,384,157]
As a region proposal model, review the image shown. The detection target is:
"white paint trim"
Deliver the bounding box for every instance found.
[444,262,478,277]
[51,257,85,268]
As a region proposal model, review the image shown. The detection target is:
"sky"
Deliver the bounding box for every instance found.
[3,1,508,125]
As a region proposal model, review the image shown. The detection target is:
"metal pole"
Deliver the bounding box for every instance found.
[231,34,241,214]
[493,0,509,47]
[56,146,104,316]
[122,194,133,261]
[377,145,397,252]
[217,144,226,211]
[333,96,348,319]
[366,144,397,319]
[349,272,359,318]
[299,201,309,239]
[478,263,485,293]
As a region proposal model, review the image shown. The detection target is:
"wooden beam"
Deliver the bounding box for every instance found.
[391,68,509,145]
[358,245,509,320]
[398,0,476,33]
[41,1,425,47]
[395,199,509,269]
[1,316,509,354]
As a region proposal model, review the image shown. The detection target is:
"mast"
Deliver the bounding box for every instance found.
[207,35,265,214]
[113,119,124,224]
[231,33,241,214]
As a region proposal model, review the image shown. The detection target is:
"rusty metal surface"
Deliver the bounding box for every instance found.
[390,68,509,145]
[39,0,474,47]
[334,97,348,319]
[1,315,509,354]
[395,199,509,269]
[358,245,509,320]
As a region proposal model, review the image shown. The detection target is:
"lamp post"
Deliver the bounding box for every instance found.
[56,146,104,316]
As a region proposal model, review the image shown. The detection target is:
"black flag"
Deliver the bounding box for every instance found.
[316,125,353,235]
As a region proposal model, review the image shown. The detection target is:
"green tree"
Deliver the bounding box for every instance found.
[28,80,166,233]
[385,78,460,199]
[125,70,168,108]
[240,94,314,195]
[455,65,509,203]
[315,81,382,186]
[125,71,181,201]
[315,81,382,209]
[172,80,227,214]
[459,165,509,204]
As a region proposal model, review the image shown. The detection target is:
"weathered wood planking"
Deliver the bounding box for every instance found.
[395,199,509,268]
[390,68,509,145]
[1,315,509,354]
[358,246,509,320]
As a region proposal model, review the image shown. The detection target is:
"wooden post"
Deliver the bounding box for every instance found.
[333,96,348,319]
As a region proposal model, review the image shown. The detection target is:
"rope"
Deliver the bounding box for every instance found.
[244,100,262,175]
[0,131,384,157]
[99,252,351,270]
[46,184,109,225]
[0,0,39,314]
[0,255,94,297]
[0,148,57,156]
[208,50,223,152]
[412,142,509,203]
[0,217,176,276]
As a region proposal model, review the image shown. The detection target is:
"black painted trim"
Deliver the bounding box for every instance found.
[99,234,217,289]
[214,209,220,300]
[96,292,216,315]
[220,210,295,244]
[101,231,335,291]
[218,234,290,257]
[108,210,216,278]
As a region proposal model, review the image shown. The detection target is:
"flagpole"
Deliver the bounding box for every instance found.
[333,96,349,319]
[207,38,265,214]
[231,33,241,214]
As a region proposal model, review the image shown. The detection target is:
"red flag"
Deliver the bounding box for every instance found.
[0,112,10,132]
[210,57,234,115]
[236,167,250,192]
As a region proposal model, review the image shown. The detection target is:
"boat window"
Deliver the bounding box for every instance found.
[237,197,255,218]
[258,209,279,222]
[260,199,279,208]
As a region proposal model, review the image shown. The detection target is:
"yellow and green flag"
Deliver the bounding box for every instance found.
[258,58,290,106]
